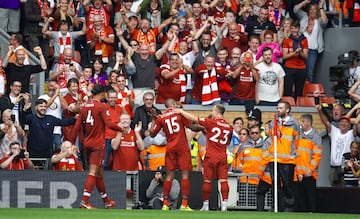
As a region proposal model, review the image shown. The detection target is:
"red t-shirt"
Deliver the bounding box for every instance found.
[156,64,184,104]
[52,154,83,171]
[283,37,308,69]
[0,156,32,170]
[221,35,248,56]
[70,99,122,148]
[152,109,191,152]
[233,66,257,100]
[112,129,140,171]
[198,117,232,161]
[104,105,122,139]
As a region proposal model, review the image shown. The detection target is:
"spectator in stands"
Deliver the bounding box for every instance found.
[49,47,83,95]
[221,22,248,55]
[87,14,115,64]
[132,92,161,138]
[111,114,145,171]
[79,65,93,100]
[236,1,256,29]
[38,80,68,150]
[192,19,222,69]
[115,74,135,118]
[104,89,122,170]
[277,17,292,49]
[90,57,108,86]
[23,0,53,66]
[246,6,278,42]
[146,166,180,210]
[63,78,82,142]
[157,53,187,104]
[229,47,242,68]
[105,70,119,92]
[139,0,171,28]
[256,47,285,106]
[8,33,30,65]
[117,28,172,106]
[83,0,112,27]
[2,46,47,94]
[53,0,75,31]
[112,51,136,89]
[349,78,360,105]
[346,50,360,90]
[220,10,245,39]
[42,17,86,65]
[342,141,360,187]
[230,117,244,152]
[256,30,282,64]
[268,0,287,31]
[294,0,327,83]
[282,20,308,100]
[191,55,221,105]
[317,104,354,187]
[0,142,33,170]
[0,109,25,158]
[243,35,261,62]
[294,113,322,212]
[0,81,32,128]
[189,1,206,30]
[0,0,21,34]
[230,51,258,113]
[51,140,83,171]
[114,0,136,31]
[25,99,75,158]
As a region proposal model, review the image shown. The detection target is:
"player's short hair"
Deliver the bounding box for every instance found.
[215,104,225,115]
[91,84,105,95]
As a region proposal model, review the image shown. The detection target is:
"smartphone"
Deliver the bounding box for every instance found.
[314,96,320,105]
[10,115,15,122]
[69,63,74,67]
[19,149,26,158]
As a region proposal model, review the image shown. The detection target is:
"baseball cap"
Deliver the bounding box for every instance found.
[248,108,262,122]
[339,115,350,122]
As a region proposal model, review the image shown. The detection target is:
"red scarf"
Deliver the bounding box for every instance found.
[37,0,49,18]
[58,32,72,62]
[93,28,109,63]
[199,65,220,105]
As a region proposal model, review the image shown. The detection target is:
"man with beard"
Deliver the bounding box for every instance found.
[255,47,285,106]
[263,100,300,211]
[246,6,278,42]
[25,99,75,159]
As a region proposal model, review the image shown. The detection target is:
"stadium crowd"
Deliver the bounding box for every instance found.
[0,0,360,212]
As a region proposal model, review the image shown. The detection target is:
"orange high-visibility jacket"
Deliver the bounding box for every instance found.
[263,115,300,164]
[140,145,166,171]
[294,128,322,181]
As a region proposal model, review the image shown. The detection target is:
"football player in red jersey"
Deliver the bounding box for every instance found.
[70,84,123,209]
[150,98,194,211]
[175,104,233,211]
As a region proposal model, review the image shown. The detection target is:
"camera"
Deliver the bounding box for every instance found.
[10,115,15,122]
[19,149,26,158]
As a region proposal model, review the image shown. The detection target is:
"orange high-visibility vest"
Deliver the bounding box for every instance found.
[140,145,166,170]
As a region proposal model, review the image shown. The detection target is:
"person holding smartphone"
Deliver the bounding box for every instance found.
[0,141,33,170]
[0,109,25,159]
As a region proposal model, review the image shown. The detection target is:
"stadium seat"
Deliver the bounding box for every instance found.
[302,83,325,97]
[296,96,316,107]
[320,96,337,104]
[281,96,296,107]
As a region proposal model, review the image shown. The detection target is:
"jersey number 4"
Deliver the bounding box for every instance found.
[209,127,230,144]
[165,117,180,134]
[86,110,94,126]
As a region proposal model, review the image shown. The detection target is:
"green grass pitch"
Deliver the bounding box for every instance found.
[0,209,359,219]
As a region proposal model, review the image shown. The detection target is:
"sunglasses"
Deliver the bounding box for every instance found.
[250,132,259,135]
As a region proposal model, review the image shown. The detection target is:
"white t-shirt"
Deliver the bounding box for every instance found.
[38,94,62,135]
[256,62,286,102]
[329,125,353,166]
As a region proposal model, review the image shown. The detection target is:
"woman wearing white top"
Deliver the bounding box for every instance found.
[294,0,328,83]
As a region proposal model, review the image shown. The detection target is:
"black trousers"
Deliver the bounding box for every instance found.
[269,162,295,212]
[256,179,272,211]
[294,176,316,212]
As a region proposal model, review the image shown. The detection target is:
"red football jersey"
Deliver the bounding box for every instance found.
[152,109,191,152]
[71,99,122,148]
[112,129,140,171]
[52,154,83,171]
[198,117,232,160]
